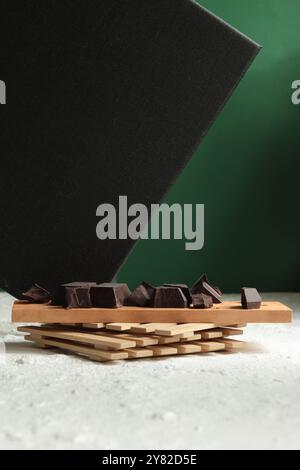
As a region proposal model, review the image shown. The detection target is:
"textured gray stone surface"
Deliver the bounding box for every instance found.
[0,291,299,450]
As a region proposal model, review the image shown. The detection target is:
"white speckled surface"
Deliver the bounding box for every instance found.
[0,291,299,450]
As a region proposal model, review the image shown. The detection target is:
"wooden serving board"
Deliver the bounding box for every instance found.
[12,301,292,324]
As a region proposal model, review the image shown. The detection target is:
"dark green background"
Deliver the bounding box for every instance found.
[117,0,300,292]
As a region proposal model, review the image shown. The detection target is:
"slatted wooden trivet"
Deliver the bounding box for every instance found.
[18,322,247,362]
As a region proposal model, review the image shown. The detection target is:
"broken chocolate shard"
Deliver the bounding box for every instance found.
[153,287,188,309]
[191,293,213,309]
[126,281,155,307]
[241,288,262,310]
[90,283,131,308]
[190,273,210,294]
[163,283,192,305]
[22,284,52,304]
[190,274,222,304]
[201,282,222,304]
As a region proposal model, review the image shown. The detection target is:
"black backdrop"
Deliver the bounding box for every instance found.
[0,0,259,298]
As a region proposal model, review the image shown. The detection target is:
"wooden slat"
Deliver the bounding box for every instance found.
[86,329,159,346]
[18,326,136,350]
[28,336,129,361]
[175,343,202,354]
[146,345,178,357]
[180,333,203,342]
[213,327,244,337]
[107,333,159,347]
[12,301,292,324]
[215,338,247,350]
[154,323,216,337]
[129,323,177,334]
[191,341,225,352]
[200,330,223,340]
[152,333,200,344]
[105,323,140,332]
[24,335,52,349]
[124,348,154,359]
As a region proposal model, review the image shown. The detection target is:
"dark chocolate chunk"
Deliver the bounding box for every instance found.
[54,282,96,307]
[66,286,94,309]
[22,284,52,304]
[163,283,192,305]
[191,274,222,304]
[65,287,92,308]
[192,293,213,309]
[153,287,188,308]
[90,283,131,308]
[241,288,262,309]
[126,282,155,307]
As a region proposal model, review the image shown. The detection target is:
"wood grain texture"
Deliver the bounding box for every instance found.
[154,323,217,336]
[200,330,223,340]
[29,336,129,361]
[18,326,136,350]
[12,301,292,324]
[215,338,247,350]
[213,327,244,337]
[191,341,225,352]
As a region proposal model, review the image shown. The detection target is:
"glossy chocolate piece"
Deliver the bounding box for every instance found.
[163,283,192,305]
[153,287,188,309]
[241,288,262,310]
[191,274,222,304]
[22,284,52,304]
[192,293,213,309]
[126,282,155,307]
[90,283,131,308]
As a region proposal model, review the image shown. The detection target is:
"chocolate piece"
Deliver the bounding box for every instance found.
[191,274,222,304]
[54,282,96,307]
[65,286,94,309]
[153,287,188,309]
[201,282,222,304]
[126,282,155,307]
[163,283,192,305]
[22,284,52,304]
[241,288,262,310]
[90,283,131,308]
[191,293,213,309]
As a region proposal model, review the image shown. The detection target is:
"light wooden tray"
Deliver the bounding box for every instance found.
[12,300,292,324]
